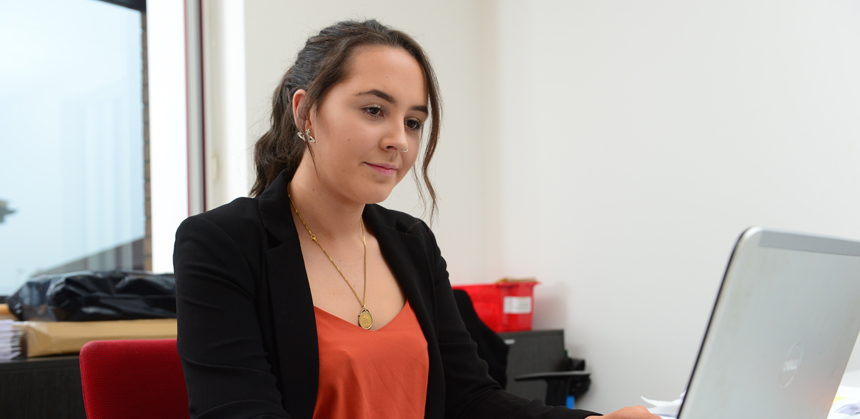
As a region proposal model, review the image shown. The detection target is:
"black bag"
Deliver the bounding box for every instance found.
[6,270,176,321]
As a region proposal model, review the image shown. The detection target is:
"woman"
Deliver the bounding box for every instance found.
[174,19,659,419]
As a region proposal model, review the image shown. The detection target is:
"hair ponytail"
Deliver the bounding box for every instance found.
[250,69,305,196]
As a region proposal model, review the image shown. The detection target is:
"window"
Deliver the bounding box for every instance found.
[0,0,149,295]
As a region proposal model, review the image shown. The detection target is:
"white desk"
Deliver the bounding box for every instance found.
[841,370,860,388]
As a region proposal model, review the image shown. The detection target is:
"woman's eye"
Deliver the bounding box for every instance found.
[364,106,383,117]
[406,119,423,131]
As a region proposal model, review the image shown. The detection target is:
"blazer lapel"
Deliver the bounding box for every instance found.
[363,206,446,419]
[362,205,434,332]
[257,173,318,419]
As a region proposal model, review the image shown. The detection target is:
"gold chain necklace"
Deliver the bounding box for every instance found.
[288,192,373,330]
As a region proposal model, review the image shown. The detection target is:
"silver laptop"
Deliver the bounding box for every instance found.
[678,227,860,418]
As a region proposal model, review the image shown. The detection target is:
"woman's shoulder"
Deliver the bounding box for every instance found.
[176,197,265,245]
[365,204,437,247]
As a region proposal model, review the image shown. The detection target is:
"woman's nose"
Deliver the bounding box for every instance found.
[381,123,409,153]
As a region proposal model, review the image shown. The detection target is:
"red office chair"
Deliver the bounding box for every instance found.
[79,339,190,419]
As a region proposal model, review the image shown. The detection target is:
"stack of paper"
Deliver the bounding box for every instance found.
[830,386,860,419]
[0,320,23,359]
[641,388,860,419]
[641,392,684,418]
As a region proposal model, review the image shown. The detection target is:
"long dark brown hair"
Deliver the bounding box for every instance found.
[250,19,441,218]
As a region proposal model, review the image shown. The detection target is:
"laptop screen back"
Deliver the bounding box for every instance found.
[679,228,860,419]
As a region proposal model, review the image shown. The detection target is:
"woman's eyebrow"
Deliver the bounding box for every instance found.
[356,89,396,103]
[355,89,429,114]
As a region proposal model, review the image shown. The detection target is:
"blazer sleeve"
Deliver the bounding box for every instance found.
[174,215,290,419]
[419,223,601,419]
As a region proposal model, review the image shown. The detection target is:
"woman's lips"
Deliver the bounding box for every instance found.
[365,162,397,176]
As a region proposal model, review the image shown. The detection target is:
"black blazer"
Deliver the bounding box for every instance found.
[174,171,598,419]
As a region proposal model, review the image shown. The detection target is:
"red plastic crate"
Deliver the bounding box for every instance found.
[453,280,539,332]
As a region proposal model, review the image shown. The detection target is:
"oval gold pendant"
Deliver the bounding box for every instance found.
[358,308,373,330]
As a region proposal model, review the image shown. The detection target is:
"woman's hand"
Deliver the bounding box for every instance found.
[593,405,663,418]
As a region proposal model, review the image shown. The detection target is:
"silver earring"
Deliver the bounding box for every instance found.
[297,128,316,143]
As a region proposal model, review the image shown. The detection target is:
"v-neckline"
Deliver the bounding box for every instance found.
[313,301,410,332]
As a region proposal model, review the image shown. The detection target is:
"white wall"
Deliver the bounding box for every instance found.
[486,0,860,411]
[202,0,249,209]
[203,0,860,413]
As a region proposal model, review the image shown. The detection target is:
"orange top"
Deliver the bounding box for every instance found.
[312,301,429,419]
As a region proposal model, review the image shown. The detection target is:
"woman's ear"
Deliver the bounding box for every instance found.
[291,89,308,130]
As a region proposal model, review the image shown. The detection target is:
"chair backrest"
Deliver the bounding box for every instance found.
[452,289,509,388]
[79,339,189,419]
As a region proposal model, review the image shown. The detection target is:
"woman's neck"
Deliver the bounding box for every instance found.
[288,168,366,243]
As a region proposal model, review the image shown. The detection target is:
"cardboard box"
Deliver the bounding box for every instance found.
[0,304,16,321]
[21,318,177,357]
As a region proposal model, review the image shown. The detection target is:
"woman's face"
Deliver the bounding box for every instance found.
[300,45,428,205]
